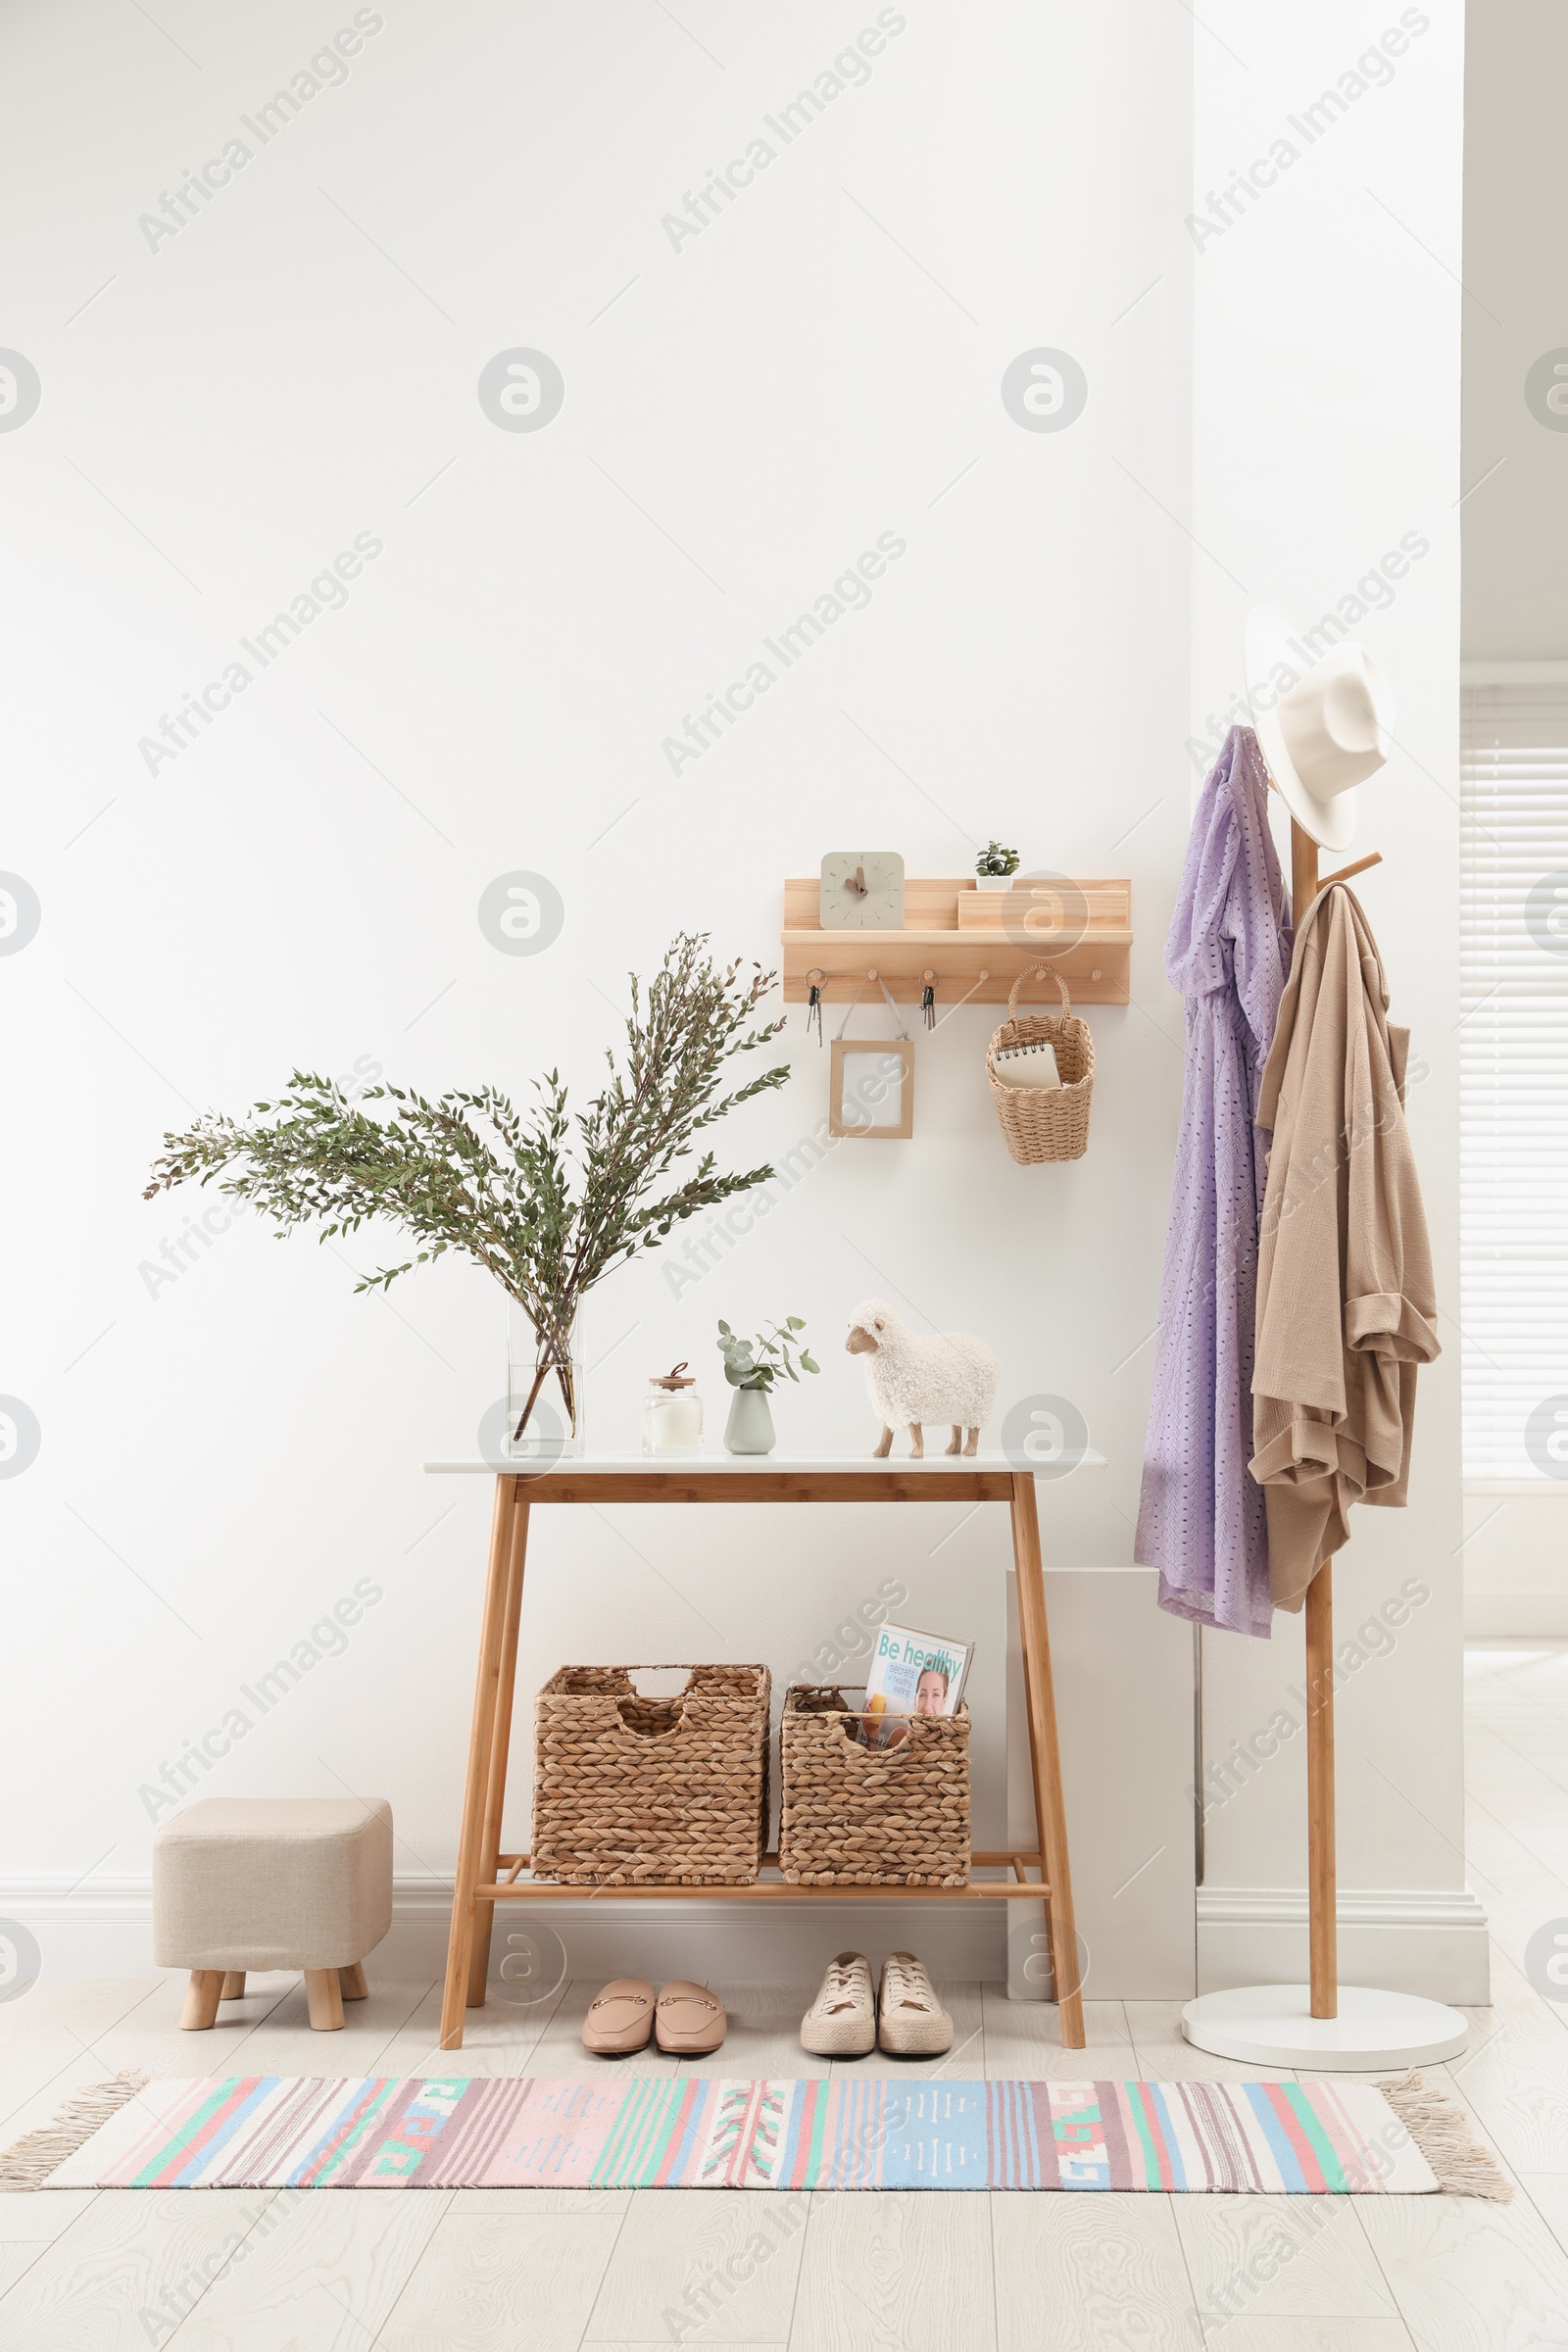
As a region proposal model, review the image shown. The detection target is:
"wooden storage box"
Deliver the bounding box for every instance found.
[531,1664,770,1885]
[778,1684,971,1886]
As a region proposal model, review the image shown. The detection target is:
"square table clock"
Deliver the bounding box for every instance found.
[819,851,905,930]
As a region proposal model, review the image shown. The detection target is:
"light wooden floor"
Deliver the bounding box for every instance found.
[4,1642,1568,2349]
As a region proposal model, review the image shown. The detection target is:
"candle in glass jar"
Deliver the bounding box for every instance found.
[642,1363,704,1453]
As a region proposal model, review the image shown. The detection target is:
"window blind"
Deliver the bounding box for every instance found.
[1460,680,1568,1479]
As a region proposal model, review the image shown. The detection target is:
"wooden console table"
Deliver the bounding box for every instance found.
[422,1453,1098,2051]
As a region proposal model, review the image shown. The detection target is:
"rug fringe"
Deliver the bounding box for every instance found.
[0,2070,151,2191]
[1377,2067,1513,2200]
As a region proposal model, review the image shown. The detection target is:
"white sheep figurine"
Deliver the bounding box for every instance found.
[846,1298,999,1459]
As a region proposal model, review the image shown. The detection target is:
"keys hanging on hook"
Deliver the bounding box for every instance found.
[920,968,936,1029]
[806,968,824,1044]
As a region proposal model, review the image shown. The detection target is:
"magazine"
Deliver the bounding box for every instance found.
[858,1621,972,1748]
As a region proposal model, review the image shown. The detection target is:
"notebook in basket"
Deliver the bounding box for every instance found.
[986,966,1093,1163]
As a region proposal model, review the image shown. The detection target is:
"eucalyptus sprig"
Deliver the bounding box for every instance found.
[716,1316,820,1394]
[144,935,790,1430]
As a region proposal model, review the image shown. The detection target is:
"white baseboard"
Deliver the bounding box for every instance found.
[1,1877,1007,1988]
[7,1877,1489,2005]
[1197,1885,1491,2005]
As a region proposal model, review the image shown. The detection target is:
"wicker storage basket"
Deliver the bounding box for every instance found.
[532,1664,770,1885]
[986,965,1094,1164]
[778,1685,970,1886]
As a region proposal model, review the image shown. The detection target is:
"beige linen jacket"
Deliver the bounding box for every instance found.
[1250,884,1440,1610]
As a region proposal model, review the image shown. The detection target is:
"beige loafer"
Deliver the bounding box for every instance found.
[581,1978,656,2055]
[801,1951,876,2057]
[877,1952,954,2056]
[655,1981,726,2054]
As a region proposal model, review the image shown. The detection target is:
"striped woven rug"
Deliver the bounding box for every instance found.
[3,2071,1505,2196]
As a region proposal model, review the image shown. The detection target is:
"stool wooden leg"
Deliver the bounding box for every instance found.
[220,1972,246,2000]
[467,1497,530,2008]
[1010,1472,1086,2049]
[305,1969,345,2031]
[181,1970,224,2031]
[440,1475,519,2051]
[339,1961,368,2001]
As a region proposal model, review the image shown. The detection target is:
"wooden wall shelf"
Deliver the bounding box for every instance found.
[783,877,1131,1005]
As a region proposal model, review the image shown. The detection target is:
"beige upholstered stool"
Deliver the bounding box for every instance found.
[154,1797,393,2031]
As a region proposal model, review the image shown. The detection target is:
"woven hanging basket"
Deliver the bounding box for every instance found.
[986,965,1094,1164]
[532,1664,770,1885]
[778,1685,970,1886]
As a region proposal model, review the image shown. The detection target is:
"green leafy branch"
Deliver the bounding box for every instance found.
[716,1316,820,1393]
[143,936,790,1363]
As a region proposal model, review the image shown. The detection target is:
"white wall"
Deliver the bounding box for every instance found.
[0,1,1473,1998]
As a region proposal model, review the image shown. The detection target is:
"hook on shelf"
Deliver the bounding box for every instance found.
[931,968,991,1032]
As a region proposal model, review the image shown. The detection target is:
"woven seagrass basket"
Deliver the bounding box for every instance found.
[778,1685,970,1886]
[532,1664,770,1885]
[986,964,1094,1164]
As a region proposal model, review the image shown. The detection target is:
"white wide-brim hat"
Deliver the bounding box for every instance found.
[1245,606,1396,852]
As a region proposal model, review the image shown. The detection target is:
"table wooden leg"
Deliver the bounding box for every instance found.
[439,1475,519,2051]
[1010,1472,1085,2048]
[466,1496,530,2008]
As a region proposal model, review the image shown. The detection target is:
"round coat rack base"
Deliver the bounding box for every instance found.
[1182,1983,1469,2072]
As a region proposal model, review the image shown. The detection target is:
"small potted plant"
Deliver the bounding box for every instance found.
[717,1317,819,1454]
[975,841,1020,892]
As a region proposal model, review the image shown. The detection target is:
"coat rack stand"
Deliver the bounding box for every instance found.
[1180,815,1470,2070]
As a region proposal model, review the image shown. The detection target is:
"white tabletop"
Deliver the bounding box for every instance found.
[423,1449,1107,1475]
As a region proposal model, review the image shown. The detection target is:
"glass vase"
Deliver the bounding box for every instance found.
[506,1298,585,1460]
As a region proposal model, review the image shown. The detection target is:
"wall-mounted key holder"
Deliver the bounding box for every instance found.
[784,875,1132,1007]
[828,975,914,1139]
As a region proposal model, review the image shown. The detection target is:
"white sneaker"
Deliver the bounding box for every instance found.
[801,1950,876,2056]
[877,1951,954,2056]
